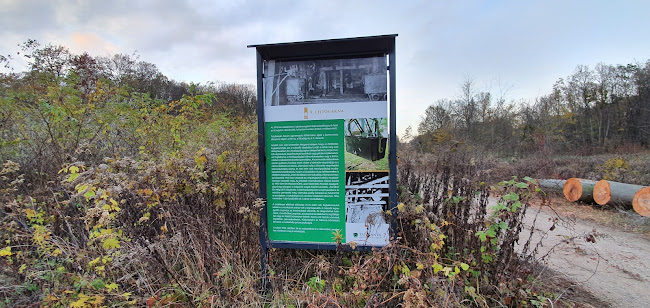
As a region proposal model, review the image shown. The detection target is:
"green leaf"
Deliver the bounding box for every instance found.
[460,263,469,271]
[401,263,411,276]
[101,238,120,250]
[432,263,443,274]
[493,203,508,211]
[476,231,487,242]
[83,190,96,199]
[67,173,80,182]
[105,283,118,292]
[91,279,105,290]
[515,182,528,189]
[0,246,11,257]
[502,193,519,201]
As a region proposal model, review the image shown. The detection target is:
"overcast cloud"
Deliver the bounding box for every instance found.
[1,0,649,134]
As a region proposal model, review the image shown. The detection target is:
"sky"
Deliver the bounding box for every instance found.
[1,0,649,136]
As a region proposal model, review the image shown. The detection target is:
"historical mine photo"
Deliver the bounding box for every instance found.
[263,56,387,106]
[344,118,389,170]
[345,171,389,225]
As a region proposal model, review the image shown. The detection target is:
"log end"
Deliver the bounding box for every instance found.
[563,178,583,202]
[593,180,611,205]
[633,187,650,217]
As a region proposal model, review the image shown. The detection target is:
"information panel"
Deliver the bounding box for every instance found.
[263,56,390,246]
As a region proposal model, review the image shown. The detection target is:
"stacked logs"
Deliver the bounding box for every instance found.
[541,178,650,217]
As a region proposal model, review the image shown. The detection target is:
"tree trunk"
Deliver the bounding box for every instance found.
[593,180,644,209]
[563,178,597,203]
[633,187,650,217]
[537,179,566,193]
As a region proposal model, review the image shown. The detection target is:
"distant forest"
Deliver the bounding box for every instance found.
[412,61,650,157]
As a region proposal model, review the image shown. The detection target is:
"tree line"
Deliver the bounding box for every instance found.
[412,61,650,156]
[0,40,256,186]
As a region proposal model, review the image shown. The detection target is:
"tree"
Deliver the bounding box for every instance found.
[455,78,478,138]
[566,65,598,146]
[71,52,101,101]
[630,60,650,145]
[418,100,453,135]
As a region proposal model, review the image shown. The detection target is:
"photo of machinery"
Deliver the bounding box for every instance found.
[344,118,388,161]
[345,172,389,225]
[263,56,387,106]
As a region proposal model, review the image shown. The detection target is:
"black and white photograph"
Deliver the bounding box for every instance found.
[263,56,387,106]
[344,172,389,226]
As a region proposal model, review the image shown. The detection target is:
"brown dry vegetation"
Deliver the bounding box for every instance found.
[3,39,648,307]
[533,195,650,238]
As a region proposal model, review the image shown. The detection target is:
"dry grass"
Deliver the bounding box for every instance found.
[539,195,650,238]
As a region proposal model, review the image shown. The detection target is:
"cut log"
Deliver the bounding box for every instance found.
[563,178,597,203]
[593,180,645,208]
[633,187,650,217]
[537,179,566,193]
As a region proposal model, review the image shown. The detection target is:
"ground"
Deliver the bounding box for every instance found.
[344,151,389,171]
[520,195,650,307]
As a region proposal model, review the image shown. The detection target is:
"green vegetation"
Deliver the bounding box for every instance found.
[1,40,260,306]
[0,39,628,306]
[344,151,389,171]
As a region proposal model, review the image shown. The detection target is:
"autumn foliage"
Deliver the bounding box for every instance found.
[2,40,581,307]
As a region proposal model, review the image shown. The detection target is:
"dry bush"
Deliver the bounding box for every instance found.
[257,145,550,307]
[0,121,266,306]
[1,123,577,307]
[523,152,650,185]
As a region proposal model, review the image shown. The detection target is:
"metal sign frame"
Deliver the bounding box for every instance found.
[248,35,397,257]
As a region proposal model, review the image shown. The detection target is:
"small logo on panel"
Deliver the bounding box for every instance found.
[304,107,308,119]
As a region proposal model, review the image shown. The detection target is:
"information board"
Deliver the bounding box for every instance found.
[264,56,389,246]
[250,35,397,250]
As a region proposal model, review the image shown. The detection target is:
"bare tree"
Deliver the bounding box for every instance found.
[418,99,453,135]
[455,78,478,138]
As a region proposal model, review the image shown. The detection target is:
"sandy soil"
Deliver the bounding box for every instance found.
[519,200,650,307]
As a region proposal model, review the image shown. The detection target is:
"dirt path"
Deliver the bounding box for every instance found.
[519,203,650,307]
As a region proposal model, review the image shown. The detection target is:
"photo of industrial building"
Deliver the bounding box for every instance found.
[263,56,387,106]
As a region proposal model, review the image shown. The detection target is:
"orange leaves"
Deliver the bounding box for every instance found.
[138,188,154,196]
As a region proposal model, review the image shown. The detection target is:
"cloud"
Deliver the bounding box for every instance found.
[0,0,58,32]
[2,0,650,135]
[69,32,119,55]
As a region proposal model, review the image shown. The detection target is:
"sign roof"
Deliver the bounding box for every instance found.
[248,34,397,60]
